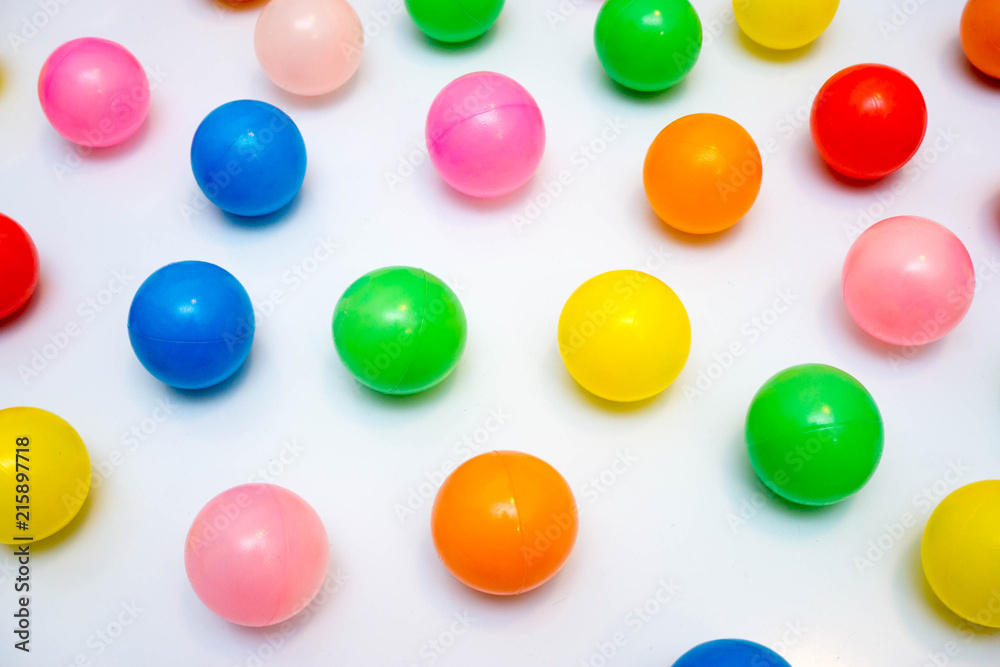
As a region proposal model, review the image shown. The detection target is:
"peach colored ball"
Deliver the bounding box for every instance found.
[254,0,364,96]
[842,216,975,347]
[184,484,329,627]
[38,37,149,147]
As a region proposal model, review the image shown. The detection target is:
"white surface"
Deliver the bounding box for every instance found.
[1,0,999,664]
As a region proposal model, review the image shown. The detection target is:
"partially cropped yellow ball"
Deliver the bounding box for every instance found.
[0,407,91,544]
[734,0,840,50]
[922,480,1000,628]
[558,270,690,402]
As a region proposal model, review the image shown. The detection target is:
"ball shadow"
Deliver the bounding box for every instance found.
[0,276,44,333]
[949,37,1000,90]
[735,29,816,63]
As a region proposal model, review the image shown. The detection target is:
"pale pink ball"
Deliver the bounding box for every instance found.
[426,72,545,198]
[185,484,330,627]
[38,37,149,147]
[843,216,975,346]
[254,0,364,96]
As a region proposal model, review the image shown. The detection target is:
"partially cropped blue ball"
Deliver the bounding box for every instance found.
[128,261,254,390]
[673,639,791,667]
[191,100,306,217]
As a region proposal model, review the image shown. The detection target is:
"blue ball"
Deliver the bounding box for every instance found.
[673,639,791,667]
[128,261,254,390]
[190,100,306,217]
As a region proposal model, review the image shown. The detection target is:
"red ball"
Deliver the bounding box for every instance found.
[810,64,927,180]
[0,214,39,319]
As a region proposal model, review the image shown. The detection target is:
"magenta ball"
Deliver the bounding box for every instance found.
[426,72,545,198]
[38,38,149,147]
[185,484,329,627]
[843,216,975,346]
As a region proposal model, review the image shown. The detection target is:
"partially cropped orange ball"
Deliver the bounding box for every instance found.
[431,451,578,595]
[643,113,762,234]
[961,0,1000,79]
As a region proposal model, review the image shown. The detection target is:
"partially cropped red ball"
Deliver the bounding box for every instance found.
[810,64,927,180]
[0,214,39,319]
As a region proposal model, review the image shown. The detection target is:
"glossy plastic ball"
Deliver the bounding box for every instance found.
[432,450,578,595]
[405,0,504,42]
[185,484,329,626]
[734,0,839,50]
[644,113,762,234]
[128,261,254,390]
[746,364,883,506]
[922,480,1000,628]
[811,64,927,179]
[595,0,702,92]
[961,0,1000,79]
[0,214,39,319]
[673,639,791,667]
[191,100,307,217]
[38,37,149,147]
[843,216,974,346]
[426,72,544,198]
[255,0,364,96]
[558,270,690,402]
[0,407,91,544]
[333,267,466,395]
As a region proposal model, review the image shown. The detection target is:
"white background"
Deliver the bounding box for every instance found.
[1,0,999,665]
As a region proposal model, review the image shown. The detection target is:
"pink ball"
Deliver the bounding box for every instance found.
[254,0,364,96]
[426,72,545,198]
[185,484,330,627]
[38,38,149,147]
[842,216,975,346]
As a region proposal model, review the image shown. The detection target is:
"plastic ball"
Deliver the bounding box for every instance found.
[333,267,466,395]
[595,0,702,92]
[745,364,883,506]
[426,72,544,198]
[922,480,1000,628]
[0,214,39,319]
[843,216,974,346]
[190,100,307,217]
[673,639,792,667]
[185,484,329,626]
[128,261,254,390]
[733,0,839,51]
[643,113,762,235]
[811,64,927,180]
[405,0,504,42]
[0,407,91,544]
[961,0,1000,79]
[558,270,690,403]
[432,450,578,595]
[254,0,363,96]
[38,37,149,147]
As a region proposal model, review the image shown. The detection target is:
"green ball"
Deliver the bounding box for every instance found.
[594,0,702,92]
[333,267,467,395]
[745,364,883,506]
[404,0,505,43]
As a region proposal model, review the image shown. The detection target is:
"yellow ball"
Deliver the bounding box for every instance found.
[733,0,839,50]
[921,480,1000,628]
[0,407,91,544]
[558,270,690,402]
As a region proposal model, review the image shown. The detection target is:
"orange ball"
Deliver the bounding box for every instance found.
[961,0,1000,79]
[431,451,578,595]
[643,113,762,235]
